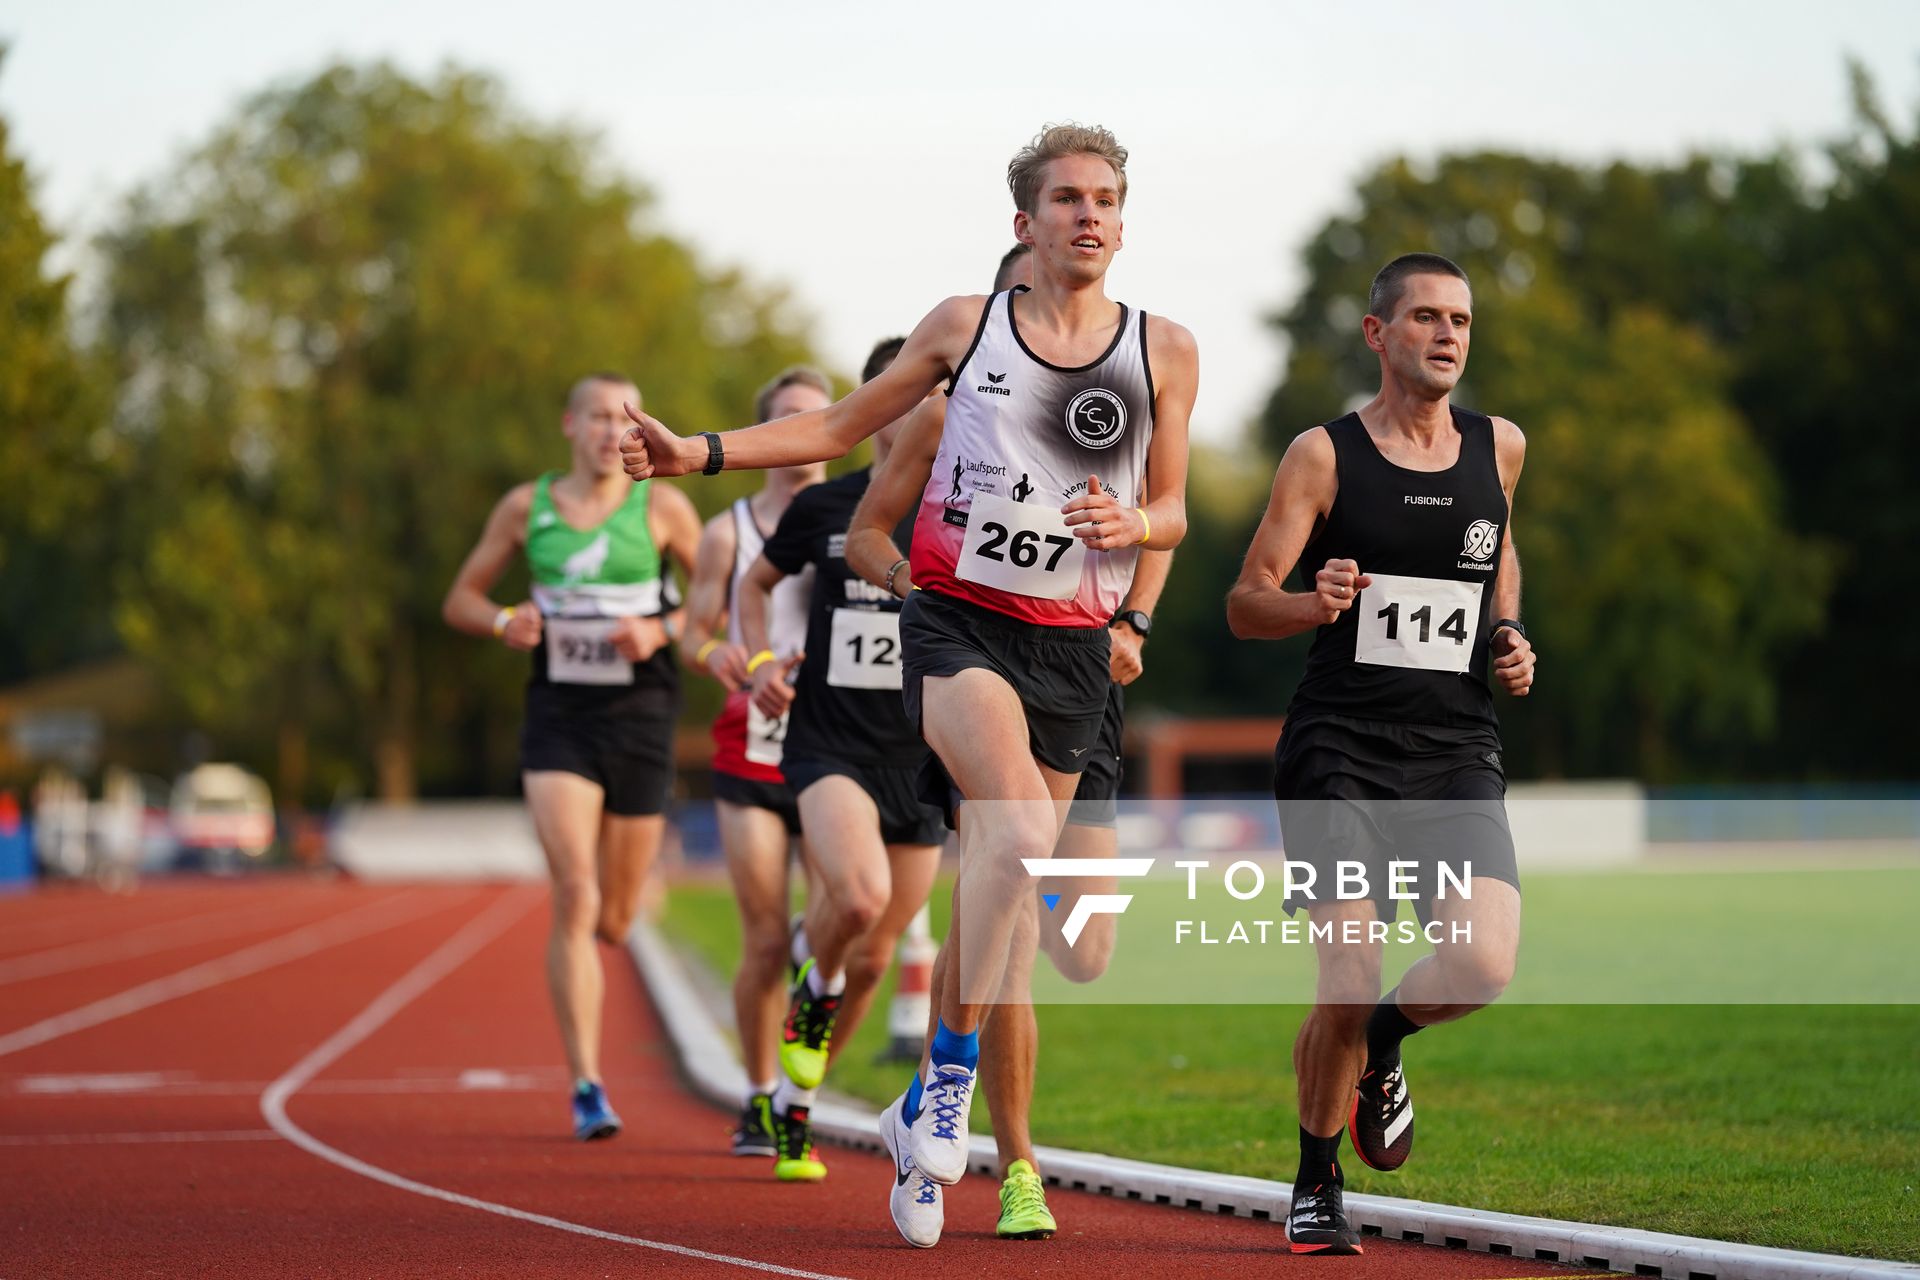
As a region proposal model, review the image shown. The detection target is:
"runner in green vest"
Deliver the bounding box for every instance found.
[444,372,701,1140]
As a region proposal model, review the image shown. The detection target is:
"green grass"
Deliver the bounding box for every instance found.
[657,869,1920,1262]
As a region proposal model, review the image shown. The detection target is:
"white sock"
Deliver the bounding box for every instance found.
[773,1077,818,1114]
[790,920,811,970]
[806,963,846,998]
[749,1080,777,1103]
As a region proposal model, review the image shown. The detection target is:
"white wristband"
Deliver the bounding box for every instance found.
[492,606,516,638]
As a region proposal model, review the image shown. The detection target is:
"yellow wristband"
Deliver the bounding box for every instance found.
[492,606,515,637]
[745,649,777,676]
[1136,508,1150,546]
[694,638,721,668]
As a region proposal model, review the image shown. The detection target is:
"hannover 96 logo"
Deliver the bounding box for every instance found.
[1461,519,1500,562]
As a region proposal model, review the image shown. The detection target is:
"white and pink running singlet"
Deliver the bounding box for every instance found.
[910,288,1155,627]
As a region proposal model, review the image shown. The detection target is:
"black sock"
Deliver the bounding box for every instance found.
[1366,986,1423,1063]
[1297,1125,1343,1186]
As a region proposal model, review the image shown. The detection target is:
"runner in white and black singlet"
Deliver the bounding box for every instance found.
[443,372,701,1143]
[733,337,945,1184]
[621,124,1197,1250]
[1229,253,1537,1257]
[674,367,824,1159]
[841,242,1176,1242]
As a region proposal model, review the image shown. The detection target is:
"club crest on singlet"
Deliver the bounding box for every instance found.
[1065,387,1128,450]
[1461,519,1500,562]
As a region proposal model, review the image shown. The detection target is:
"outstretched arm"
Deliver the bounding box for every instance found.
[622,296,982,479]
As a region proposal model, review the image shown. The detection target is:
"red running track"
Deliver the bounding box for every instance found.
[0,879,1603,1278]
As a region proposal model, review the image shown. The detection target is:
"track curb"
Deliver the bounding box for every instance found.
[630,923,1917,1280]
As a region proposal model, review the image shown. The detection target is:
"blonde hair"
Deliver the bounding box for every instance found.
[753,365,833,424]
[1007,123,1129,215]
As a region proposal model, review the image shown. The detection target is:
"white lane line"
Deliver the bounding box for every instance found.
[6,1071,570,1097]
[260,888,853,1280]
[0,889,454,1060]
[0,1129,281,1146]
[0,894,319,986]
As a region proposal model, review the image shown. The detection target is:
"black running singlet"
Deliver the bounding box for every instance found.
[761,469,925,767]
[1287,409,1507,733]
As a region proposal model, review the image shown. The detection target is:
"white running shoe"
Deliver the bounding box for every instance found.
[879,1092,943,1248]
[908,1063,975,1186]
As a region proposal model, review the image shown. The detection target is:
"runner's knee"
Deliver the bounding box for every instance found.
[1315,946,1382,1010]
[595,901,637,947]
[1045,915,1113,983]
[550,873,600,935]
[739,928,790,981]
[1437,943,1514,1008]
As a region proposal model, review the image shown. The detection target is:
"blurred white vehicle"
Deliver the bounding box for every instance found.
[171,764,275,868]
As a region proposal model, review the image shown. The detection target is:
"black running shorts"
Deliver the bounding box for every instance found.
[519,685,676,818]
[1065,683,1125,829]
[900,590,1109,775]
[712,769,802,836]
[783,757,946,848]
[1272,713,1519,924]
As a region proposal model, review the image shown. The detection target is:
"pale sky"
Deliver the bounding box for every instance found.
[3,1,1916,443]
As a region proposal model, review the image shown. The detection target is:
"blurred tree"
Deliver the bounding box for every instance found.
[0,47,118,687]
[1258,150,1831,781]
[97,62,817,802]
[1734,67,1920,779]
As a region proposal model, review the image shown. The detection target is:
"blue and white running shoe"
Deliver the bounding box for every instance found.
[907,1063,975,1186]
[880,1091,943,1247]
[571,1081,622,1141]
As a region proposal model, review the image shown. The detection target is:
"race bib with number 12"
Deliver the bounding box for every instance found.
[955,492,1086,601]
[827,608,903,690]
[1352,573,1483,674]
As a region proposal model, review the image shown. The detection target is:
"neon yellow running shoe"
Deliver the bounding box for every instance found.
[996,1158,1056,1239]
[779,960,840,1090]
[772,1101,827,1182]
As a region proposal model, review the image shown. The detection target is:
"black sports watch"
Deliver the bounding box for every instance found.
[700,431,725,476]
[1492,617,1526,640]
[1114,609,1153,639]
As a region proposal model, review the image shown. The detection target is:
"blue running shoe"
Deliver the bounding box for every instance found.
[571,1081,621,1141]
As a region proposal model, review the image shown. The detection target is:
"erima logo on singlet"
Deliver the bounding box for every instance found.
[1461,520,1500,562]
[978,371,1012,396]
[1065,388,1127,450]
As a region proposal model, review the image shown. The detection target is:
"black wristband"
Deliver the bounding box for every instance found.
[700,431,725,476]
[1492,617,1525,640]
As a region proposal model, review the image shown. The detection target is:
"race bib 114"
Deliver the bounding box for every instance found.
[1353,574,1483,674]
[955,492,1085,601]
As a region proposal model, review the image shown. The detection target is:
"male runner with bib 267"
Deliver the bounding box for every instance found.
[620,125,1197,1247]
[842,241,1174,1246]
[1228,253,1536,1256]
